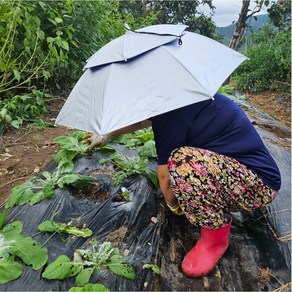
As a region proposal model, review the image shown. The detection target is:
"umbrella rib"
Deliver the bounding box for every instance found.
[100,64,114,133]
[127,28,185,38]
[161,47,212,97]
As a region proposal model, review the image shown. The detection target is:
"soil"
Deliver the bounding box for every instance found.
[0,91,291,207]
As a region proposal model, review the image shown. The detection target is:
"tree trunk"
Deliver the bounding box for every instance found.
[223,0,250,85]
[229,0,250,51]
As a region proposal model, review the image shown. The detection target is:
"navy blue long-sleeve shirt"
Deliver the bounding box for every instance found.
[150,93,281,190]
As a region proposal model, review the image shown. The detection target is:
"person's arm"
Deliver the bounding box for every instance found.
[109,120,151,137]
[157,164,178,207]
[83,120,151,149]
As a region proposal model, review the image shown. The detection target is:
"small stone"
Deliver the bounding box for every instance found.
[123,249,130,257]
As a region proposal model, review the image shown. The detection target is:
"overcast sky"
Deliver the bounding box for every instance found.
[198,0,270,27]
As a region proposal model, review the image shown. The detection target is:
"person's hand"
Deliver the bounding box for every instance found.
[167,203,184,216]
[82,132,110,150]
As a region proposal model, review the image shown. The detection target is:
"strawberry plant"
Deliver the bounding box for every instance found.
[100,152,159,188]
[38,220,93,238]
[42,240,136,286]
[0,211,48,284]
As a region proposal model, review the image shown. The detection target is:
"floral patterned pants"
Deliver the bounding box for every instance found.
[168,147,278,229]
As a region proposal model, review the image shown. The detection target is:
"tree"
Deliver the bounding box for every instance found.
[229,0,266,51]
[268,0,291,30]
[120,0,216,37]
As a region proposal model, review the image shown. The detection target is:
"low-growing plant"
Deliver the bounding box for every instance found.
[218,85,235,95]
[112,128,157,159]
[38,220,93,238]
[120,187,130,201]
[0,90,47,134]
[42,240,136,286]
[0,211,48,284]
[5,163,95,209]
[112,128,154,148]
[54,131,89,169]
[69,283,109,292]
[137,139,157,159]
[100,152,159,188]
[54,131,115,170]
[27,118,53,131]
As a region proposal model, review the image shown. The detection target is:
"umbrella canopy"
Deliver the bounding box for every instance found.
[56,25,248,135]
[85,24,188,68]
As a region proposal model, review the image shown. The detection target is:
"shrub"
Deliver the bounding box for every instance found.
[235,26,291,92]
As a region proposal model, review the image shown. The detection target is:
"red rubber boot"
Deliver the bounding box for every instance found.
[181,216,232,277]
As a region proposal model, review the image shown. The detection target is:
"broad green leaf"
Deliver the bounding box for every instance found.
[38,220,61,233]
[69,131,86,140]
[13,69,21,81]
[57,173,80,188]
[4,114,12,123]
[5,181,35,209]
[10,119,20,128]
[61,40,69,51]
[0,260,23,284]
[70,175,95,188]
[54,136,81,152]
[17,187,35,205]
[143,263,161,275]
[0,234,15,259]
[29,179,55,205]
[65,226,93,238]
[13,236,48,269]
[54,148,76,163]
[137,140,157,158]
[42,255,82,280]
[75,267,94,286]
[38,220,93,238]
[57,158,75,173]
[48,18,57,26]
[41,171,52,180]
[37,30,45,40]
[69,283,109,292]
[97,145,116,152]
[42,178,56,196]
[0,108,7,117]
[55,17,63,23]
[108,255,136,280]
[38,1,46,10]
[0,210,7,230]
[1,221,23,239]
[47,36,55,43]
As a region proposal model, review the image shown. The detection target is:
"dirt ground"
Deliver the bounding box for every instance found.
[0,91,291,207]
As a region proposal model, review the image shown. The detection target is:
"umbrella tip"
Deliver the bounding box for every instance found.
[124,22,131,30]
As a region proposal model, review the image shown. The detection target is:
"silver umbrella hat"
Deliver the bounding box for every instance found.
[85,23,188,68]
[55,24,248,135]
